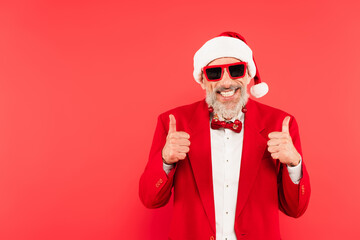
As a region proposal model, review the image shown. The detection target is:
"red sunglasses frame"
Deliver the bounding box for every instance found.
[202,62,247,82]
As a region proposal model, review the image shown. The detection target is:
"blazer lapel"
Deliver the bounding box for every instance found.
[187,100,216,233]
[235,99,267,219]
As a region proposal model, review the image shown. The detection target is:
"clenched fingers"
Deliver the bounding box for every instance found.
[268,131,290,139]
[168,138,191,146]
[176,152,187,160]
[167,131,190,140]
[176,146,190,153]
[267,145,283,153]
[267,138,290,146]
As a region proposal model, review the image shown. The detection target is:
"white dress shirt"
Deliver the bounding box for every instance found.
[163,112,302,240]
[210,112,244,240]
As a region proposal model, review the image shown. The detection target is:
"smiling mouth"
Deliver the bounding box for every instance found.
[217,87,240,97]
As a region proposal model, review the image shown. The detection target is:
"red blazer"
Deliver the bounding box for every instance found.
[139,99,310,240]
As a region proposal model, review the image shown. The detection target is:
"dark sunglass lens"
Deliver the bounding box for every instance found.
[229,64,245,78]
[205,67,222,80]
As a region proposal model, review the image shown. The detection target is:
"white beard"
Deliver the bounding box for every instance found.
[205,84,249,120]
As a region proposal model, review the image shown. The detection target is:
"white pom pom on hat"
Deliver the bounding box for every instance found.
[193,31,269,98]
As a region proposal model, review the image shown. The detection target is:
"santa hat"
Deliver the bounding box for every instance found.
[193,31,269,98]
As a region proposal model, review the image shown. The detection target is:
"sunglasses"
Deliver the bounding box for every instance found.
[202,62,247,81]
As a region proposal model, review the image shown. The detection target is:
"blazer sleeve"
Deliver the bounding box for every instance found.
[139,114,176,209]
[278,117,311,218]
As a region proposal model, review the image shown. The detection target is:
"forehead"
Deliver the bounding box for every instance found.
[207,57,241,66]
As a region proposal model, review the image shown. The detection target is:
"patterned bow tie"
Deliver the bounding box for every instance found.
[210,114,242,133]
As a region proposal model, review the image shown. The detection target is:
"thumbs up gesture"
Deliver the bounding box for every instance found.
[267,116,301,166]
[162,114,191,165]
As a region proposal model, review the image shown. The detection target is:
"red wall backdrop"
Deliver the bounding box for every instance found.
[1,0,360,239]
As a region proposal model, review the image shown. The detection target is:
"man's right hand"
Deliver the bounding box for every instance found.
[162,114,191,164]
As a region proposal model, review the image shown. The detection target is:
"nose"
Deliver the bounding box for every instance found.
[220,68,233,88]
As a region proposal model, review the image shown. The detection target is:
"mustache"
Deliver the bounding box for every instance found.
[214,84,243,93]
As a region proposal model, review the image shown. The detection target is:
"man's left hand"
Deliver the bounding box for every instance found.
[267,116,301,167]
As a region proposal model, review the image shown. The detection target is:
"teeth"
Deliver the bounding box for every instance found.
[220,90,235,97]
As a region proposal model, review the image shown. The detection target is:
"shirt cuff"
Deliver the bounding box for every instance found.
[163,162,174,175]
[286,159,302,184]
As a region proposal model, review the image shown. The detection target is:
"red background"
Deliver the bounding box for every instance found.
[1,0,360,239]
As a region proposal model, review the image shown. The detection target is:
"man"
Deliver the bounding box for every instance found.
[139,32,310,240]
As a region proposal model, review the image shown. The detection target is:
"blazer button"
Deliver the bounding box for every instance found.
[301,185,305,195]
[209,236,215,240]
[155,179,163,188]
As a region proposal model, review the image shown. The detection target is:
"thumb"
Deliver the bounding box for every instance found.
[282,116,290,133]
[169,114,176,133]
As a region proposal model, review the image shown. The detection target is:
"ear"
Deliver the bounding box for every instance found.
[200,76,206,90]
[246,78,252,85]
[246,73,252,85]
